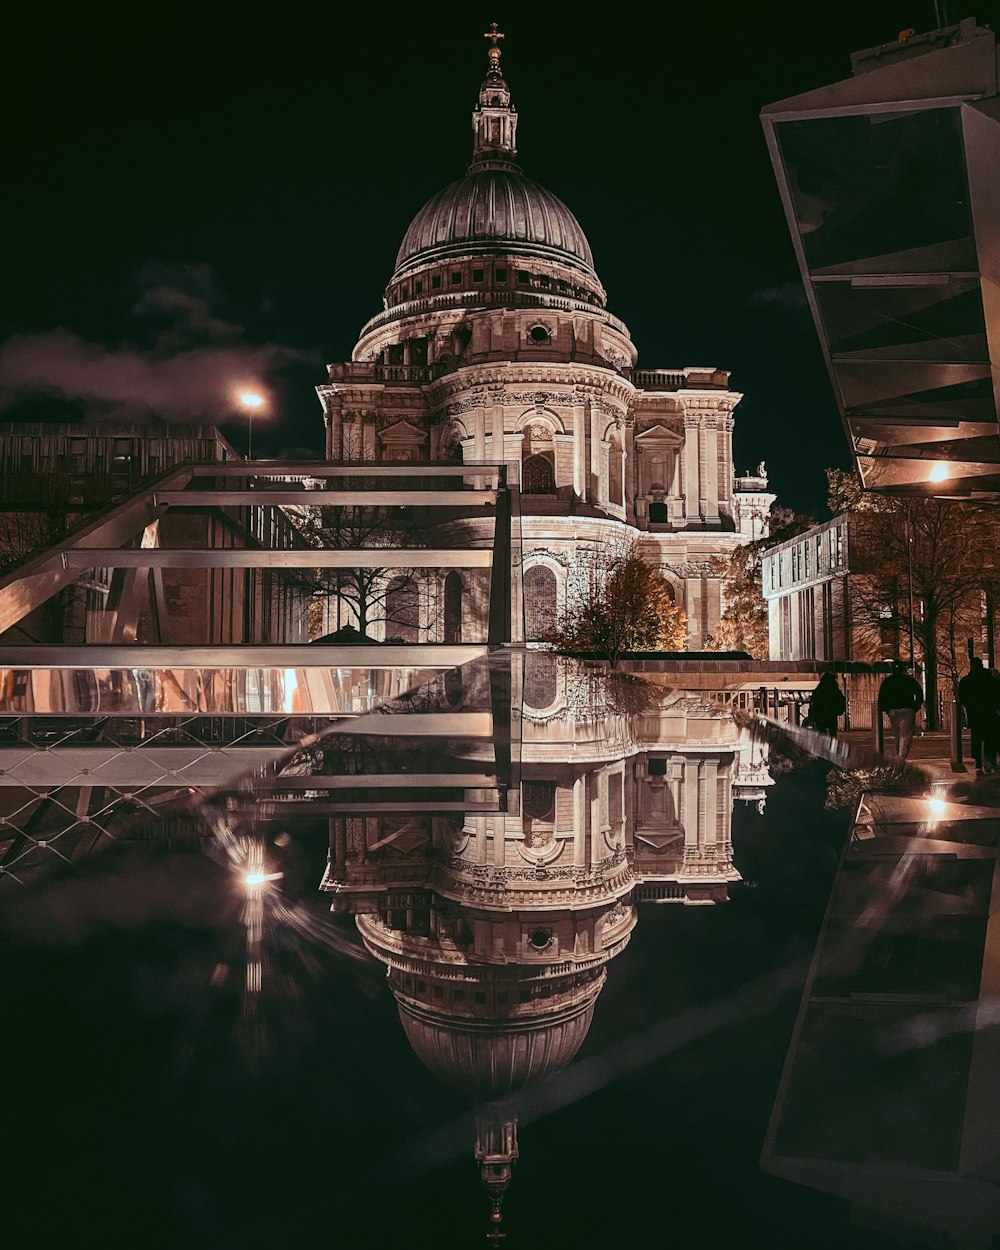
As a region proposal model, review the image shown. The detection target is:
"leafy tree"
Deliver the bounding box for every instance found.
[707,508,815,658]
[824,467,894,515]
[544,539,686,668]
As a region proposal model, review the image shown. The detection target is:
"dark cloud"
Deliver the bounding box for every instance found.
[0,262,316,422]
[743,281,811,315]
[129,261,245,348]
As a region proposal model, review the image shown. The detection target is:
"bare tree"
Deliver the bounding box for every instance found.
[0,508,68,575]
[544,538,687,669]
[284,488,434,640]
[825,469,999,729]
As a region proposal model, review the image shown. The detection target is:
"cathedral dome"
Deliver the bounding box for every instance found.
[392,168,598,283]
[396,993,599,1099]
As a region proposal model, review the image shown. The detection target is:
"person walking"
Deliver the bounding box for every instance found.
[957,657,1000,775]
[807,671,847,737]
[877,660,924,761]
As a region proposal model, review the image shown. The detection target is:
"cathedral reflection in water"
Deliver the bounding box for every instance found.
[313,654,771,1229]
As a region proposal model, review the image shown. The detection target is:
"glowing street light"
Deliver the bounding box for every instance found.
[929,461,950,483]
[238,390,266,460]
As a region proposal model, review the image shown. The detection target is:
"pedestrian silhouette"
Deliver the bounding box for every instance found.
[957,657,1000,775]
[877,661,923,761]
[807,671,846,737]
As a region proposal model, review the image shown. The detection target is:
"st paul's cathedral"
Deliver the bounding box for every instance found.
[316,27,774,650]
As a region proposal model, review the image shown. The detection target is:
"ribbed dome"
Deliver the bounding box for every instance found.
[392,168,597,282]
[397,996,598,1099]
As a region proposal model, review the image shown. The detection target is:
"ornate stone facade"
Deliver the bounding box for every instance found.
[316,32,775,648]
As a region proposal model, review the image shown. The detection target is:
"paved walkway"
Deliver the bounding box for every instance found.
[756,717,1000,807]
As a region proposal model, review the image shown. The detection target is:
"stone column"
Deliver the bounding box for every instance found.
[704,577,722,642]
[719,414,734,515]
[683,416,700,524]
[591,770,603,862]
[494,813,506,867]
[685,578,702,649]
[324,397,343,460]
[682,758,700,856]
[363,416,377,461]
[719,760,733,868]
[703,758,718,861]
[474,408,486,462]
[573,771,587,866]
[573,404,586,502]
[623,420,636,521]
[589,400,601,505]
[701,419,720,524]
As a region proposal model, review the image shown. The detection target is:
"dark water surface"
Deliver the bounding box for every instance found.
[1,668,972,1250]
[2,773,894,1248]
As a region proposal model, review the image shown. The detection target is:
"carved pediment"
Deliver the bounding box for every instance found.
[635,423,683,446]
[377,420,427,447]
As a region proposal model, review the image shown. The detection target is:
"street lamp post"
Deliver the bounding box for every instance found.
[905,499,916,672]
[239,391,265,460]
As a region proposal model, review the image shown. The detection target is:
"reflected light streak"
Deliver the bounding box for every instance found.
[929,461,949,483]
[283,668,298,714]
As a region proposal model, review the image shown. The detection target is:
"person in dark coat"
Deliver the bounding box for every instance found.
[958,657,1000,774]
[808,671,847,737]
[877,660,924,761]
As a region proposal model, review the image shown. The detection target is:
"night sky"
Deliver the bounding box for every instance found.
[5,3,997,516]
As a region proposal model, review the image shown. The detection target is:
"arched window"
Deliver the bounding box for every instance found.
[523,453,555,494]
[521,421,556,495]
[609,434,624,508]
[444,571,462,644]
[524,565,557,640]
[522,780,556,820]
[385,576,419,642]
[524,651,557,709]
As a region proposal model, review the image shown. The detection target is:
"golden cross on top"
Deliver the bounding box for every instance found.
[484,23,504,48]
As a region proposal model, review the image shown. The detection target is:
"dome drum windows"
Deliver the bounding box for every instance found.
[521,420,557,495]
[523,454,554,493]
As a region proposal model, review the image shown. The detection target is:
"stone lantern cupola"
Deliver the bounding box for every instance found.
[471,23,519,172]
